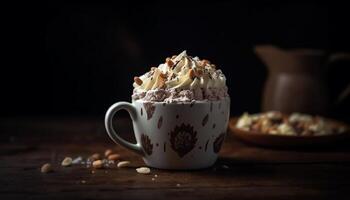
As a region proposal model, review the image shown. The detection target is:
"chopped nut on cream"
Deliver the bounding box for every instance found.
[132,50,229,102]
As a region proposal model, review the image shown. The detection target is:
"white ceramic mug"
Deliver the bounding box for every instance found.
[105,98,230,169]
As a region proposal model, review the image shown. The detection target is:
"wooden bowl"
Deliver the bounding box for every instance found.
[229,117,350,148]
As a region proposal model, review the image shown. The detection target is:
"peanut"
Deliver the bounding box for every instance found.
[117,161,131,168]
[159,73,167,79]
[166,59,174,67]
[61,157,72,167]
[189,69,196,79]
[107,154,121,161]
[92,160,103,169]
[104,149,113,157]
[41,163,53,173]
[90,153,100,161]
[136,167,151,174]
[134,77,143,86]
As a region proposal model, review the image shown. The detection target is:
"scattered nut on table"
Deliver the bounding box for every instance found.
[108,154,121,161]
[136,167,151,174]
[104,149,113,157]
[41,163,53,173]
[90,153,100,161]
[72,156,83,164]
[92,160,103,169]
[61,157,73,167]
[117,161,131,168]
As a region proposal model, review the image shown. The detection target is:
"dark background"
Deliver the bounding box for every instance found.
[2,2,349,121]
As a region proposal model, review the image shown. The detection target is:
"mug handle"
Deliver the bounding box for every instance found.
[105,102,144,156]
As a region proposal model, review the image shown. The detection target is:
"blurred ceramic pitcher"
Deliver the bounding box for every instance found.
[255,45,350,115]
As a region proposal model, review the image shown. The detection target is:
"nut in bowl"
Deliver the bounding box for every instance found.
[229,111,350,148]
[105,51,230,169]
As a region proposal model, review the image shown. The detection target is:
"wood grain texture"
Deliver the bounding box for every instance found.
[1,117,350,199]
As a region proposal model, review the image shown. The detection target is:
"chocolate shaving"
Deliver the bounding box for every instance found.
[204,139,209,152]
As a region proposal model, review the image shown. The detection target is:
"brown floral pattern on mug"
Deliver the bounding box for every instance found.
[204,139,209,152]
[170,123,197,157]
[157,116,163,129]
[141,134,153,155]
[213,133,225,153]
[202,114,209,126]
[143,102,156,120]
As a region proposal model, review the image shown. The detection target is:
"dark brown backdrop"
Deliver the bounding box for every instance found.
[2,2,349,120]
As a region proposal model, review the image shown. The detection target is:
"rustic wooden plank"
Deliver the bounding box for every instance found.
[1,186,349,200]
[1,118,350,199]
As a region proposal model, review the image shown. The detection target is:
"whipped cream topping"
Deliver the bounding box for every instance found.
[132,51,229,102]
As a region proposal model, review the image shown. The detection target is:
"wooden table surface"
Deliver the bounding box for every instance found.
[1,117,350,199]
